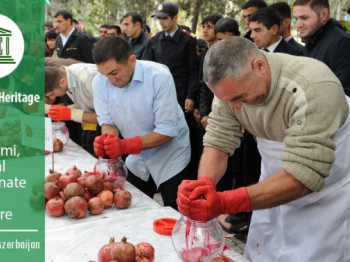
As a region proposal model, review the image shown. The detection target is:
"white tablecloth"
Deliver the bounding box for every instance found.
[45,140,249,262]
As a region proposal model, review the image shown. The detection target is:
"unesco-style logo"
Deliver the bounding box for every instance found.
[0,14,24,78]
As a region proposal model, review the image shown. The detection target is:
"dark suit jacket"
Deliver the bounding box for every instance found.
[274,39,303,56]
[287,37,304,53]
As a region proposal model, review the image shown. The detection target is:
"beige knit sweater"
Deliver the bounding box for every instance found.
[204,52,349,191]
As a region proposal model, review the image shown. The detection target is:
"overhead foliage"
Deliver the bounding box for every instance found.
[46,0,350,36]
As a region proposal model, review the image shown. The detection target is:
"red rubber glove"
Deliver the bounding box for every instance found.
[177,183,251,222]
[48,105,71,121]
[104,134,142,159]
[93,133,109,157]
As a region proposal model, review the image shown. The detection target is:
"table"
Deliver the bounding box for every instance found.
[45,140,249,262]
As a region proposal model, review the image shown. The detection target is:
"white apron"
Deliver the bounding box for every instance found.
[244,97,350,262]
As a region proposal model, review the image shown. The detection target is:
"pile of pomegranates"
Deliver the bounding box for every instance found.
[44,165,132,219]
[98,237,155,262]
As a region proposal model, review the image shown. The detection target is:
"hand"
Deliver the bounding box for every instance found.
[48,105,71,121]
[201,116,209,129]
[184,98,195,113]
[104,134,142,159]
[177,185,251,222]
[193,108,200,123]
[93,133,109,157]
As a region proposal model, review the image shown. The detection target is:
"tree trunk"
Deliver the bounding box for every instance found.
[191,0,202,33]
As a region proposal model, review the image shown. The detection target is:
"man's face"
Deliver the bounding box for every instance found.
[96,56,136,88]
[211,62,270,110]
[121,16,138,38]
[45,85,67,101]
[216,32,236,41]
[99,27,108,38]
[78,21,85,31]
[202,21,216,43]
[292,4,323,38]
[157,16,177,33]
[242,6,258,30]
[54,15,71,35]
[107,28,118,36]
[250,21,278,48]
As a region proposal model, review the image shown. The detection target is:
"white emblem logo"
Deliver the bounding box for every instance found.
[0,14,24,78]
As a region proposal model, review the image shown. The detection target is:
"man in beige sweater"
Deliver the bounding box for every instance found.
[177,37,350,261]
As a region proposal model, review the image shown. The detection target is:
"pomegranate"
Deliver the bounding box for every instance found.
[46,197,65,217]
[83,189,93,202]
[45,170,62,186]
[63,182,85,200]
[210,254,234,262]
[45,182,60,199]
[59,172,79,188]
[77,171,92,188]
[98,237,135,262]
[88,197,104,215]
[135,242,155,262]
[64,196,88,219]
[114,188,132,209]
[85,175,104,195]
[97,190,114,208]
[66,165,82,177]
[103,181,114,192]
[59,190,66,202]
[53,138,64,152]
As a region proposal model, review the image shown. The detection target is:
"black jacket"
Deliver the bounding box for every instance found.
[56,27,96,63]
[287,37,304,54]
[129,31,150,59]
[274,39,303,56]
[303,19,350,96]
[142,26,199,104]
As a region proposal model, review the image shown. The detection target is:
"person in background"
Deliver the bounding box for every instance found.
[177,36,350,262]
[54,9,96,63]
[98,24,109,39]
[292,0,350,96]
[45,29,58,57]
[269,1,304,53]
[107,24,121,37]
[77,19,85,31]
[45,21,54,34]
[92,36,191,210]
[143,24,151,36]
[214,17,241,40]
[196,38,207,57]
[121,12,150,59]
[142,2,199,180]
[249,7,302,55]
[45,64,100,156]
[241,0,268,40]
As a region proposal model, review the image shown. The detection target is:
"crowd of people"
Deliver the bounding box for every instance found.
[44,0,350,261]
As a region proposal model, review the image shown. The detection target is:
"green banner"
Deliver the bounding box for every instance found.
[0,1,45,261]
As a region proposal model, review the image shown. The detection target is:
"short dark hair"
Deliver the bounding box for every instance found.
[45,66,64,93]
[93,36,133,65]
[201,14,223,26]
[54,10,73,22]
[108,24,122,35]
[99,24,109,29]
[242,0,268,10]
[121,12,143,26]
[45,21,53,28]
[269,2,291,19]
[293,0,329,12]
[143,24,151,34]
[249,7,281,29]
[215,17,240,35]
[45,29,58,40]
